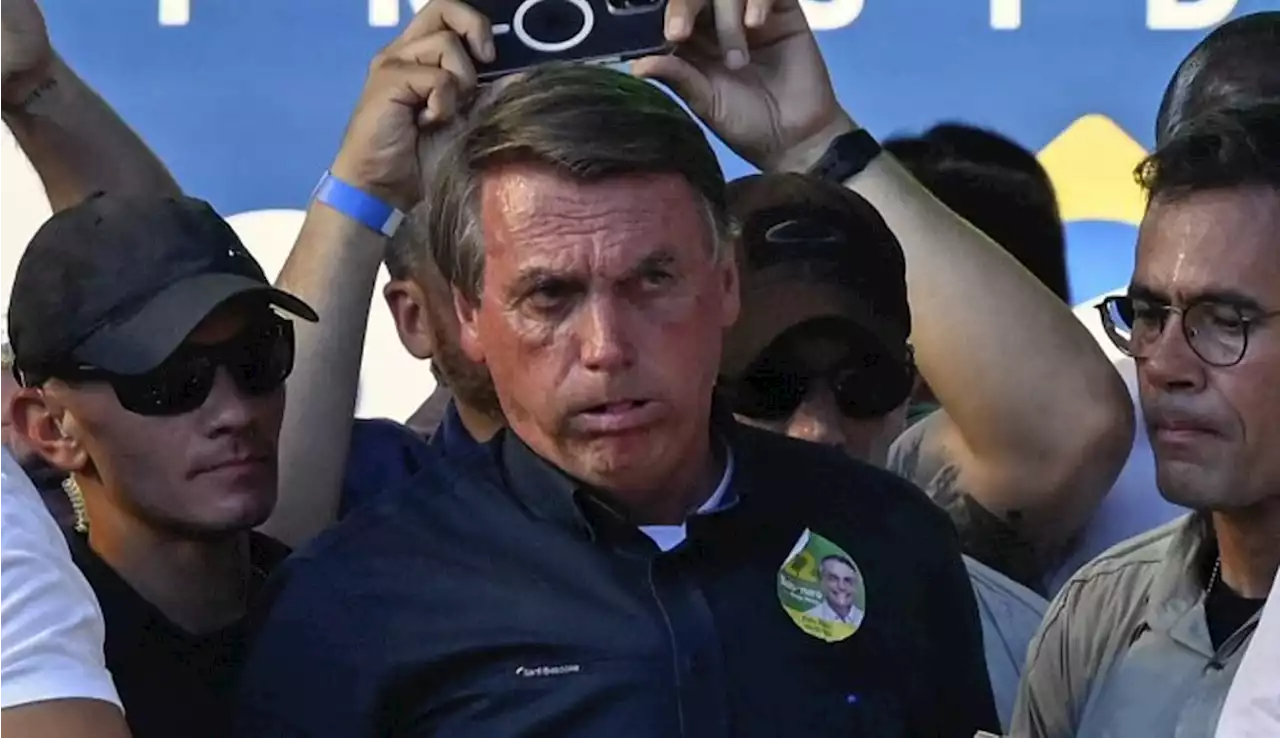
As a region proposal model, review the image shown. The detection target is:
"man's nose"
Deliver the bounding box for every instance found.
[784,390,846,449]
[577,296,635,373]
[200,367,257,434]
[1139,312,1207,394]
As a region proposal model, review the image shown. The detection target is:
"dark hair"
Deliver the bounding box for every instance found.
[383,201,505,420]
[1156,12,1280,145]
[885,123,1069,302]
[385,212,425,281]
[425,64,730,303]
[820,555,856,572]
[1137,101,1280,202]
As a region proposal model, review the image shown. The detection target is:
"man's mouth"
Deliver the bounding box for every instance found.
[583,400,648,414]
[575,400,660,433]
[1148,415,1222,448]
[191,453,273,478]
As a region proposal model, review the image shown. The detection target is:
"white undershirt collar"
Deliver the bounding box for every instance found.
[638,445,736,552]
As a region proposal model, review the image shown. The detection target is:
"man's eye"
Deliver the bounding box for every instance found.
[525,281,577,311]
[640,269,675,290]
[1204,306,1245,332]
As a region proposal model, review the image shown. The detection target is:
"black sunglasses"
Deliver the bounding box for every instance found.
[727,346,916,422]
[38,316,295,417]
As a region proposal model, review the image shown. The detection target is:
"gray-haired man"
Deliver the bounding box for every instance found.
[233,2,997,736]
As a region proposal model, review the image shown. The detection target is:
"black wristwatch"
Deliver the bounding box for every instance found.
[807,128,883,184]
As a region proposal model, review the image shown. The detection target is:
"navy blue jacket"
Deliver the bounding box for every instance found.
[237,420,998,737]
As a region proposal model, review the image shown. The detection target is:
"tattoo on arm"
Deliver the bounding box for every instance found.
[926,461,963,511]
[891,419,1044,591]
[891,423,962,509]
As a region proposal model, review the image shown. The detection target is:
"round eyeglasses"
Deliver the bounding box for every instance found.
[1096,295,1280,368]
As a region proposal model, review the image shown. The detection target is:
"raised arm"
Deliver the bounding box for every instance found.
[263,0,494,546]
[833,152,1132,582]
[633,0,1134,586]
[1,0,179,208]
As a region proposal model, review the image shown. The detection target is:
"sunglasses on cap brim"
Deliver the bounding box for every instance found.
[23,315,296,417]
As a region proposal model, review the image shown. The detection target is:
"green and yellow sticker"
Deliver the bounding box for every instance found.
[777,529,866,643]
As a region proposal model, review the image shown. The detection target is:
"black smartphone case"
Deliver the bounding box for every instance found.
[470,0,670,81]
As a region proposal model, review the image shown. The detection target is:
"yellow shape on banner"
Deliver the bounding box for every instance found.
[1037,114,1149,227]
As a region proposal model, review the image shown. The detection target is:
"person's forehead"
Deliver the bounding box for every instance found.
[1134,187,1280,304]
[479,164,709,265]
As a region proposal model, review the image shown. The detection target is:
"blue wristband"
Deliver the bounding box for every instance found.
[311,171,405,238]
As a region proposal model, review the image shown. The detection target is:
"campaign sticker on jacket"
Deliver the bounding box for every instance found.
[777,529,866,642]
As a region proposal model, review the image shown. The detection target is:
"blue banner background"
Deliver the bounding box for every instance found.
[37,0,1280,301]
[1,0,1271,421]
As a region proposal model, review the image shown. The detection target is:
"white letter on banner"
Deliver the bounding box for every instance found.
[158,0,190,26]
[799,0,865,32]
[370,0,433,28]
[990,0,1021,30]
[1147,0,1237,30]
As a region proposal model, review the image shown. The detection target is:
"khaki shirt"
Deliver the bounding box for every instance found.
[1013,515,1260,738]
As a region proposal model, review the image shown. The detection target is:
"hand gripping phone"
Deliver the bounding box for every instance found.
[469,0,671,81]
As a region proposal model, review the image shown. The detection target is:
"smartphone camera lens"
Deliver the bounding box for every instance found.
[524,0,587,45]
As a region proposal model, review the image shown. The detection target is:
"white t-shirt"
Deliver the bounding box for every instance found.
[1215,569,1280,738]
[1,448,120,710]
[804,599,864,626]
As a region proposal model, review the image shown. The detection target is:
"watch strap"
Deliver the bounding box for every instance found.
[312,171,405,238]
[807,128,883,184]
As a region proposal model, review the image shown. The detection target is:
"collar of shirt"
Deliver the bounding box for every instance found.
[1144,513,1218,655]
[497,402,740,545]
[637,444,734,552]
[66,530,288,643]
[430,400,490,463]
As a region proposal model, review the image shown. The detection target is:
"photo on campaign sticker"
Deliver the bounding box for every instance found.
[777,529,866,643]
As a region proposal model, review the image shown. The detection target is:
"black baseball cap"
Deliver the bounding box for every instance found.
[8,193,317,382]
[721,173,910,378]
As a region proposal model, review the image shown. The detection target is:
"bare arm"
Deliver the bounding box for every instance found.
[262,0,493,547]
[262,207,384,547]
[630,0,1134,583]
[846,149,1134,575]
[3,55,179,209]
[2,700,132,738]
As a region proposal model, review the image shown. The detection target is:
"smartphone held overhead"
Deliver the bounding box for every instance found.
[470,0,671,81]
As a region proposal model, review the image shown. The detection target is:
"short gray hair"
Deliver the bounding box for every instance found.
[425,64,733,303]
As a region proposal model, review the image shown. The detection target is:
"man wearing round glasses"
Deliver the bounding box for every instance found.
[1016,103,1280,738]
[5,193,317,738]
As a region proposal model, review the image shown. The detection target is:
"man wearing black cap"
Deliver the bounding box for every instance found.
[720,174,917,463]
[6,192,317,738]
[720,173,1047,730]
